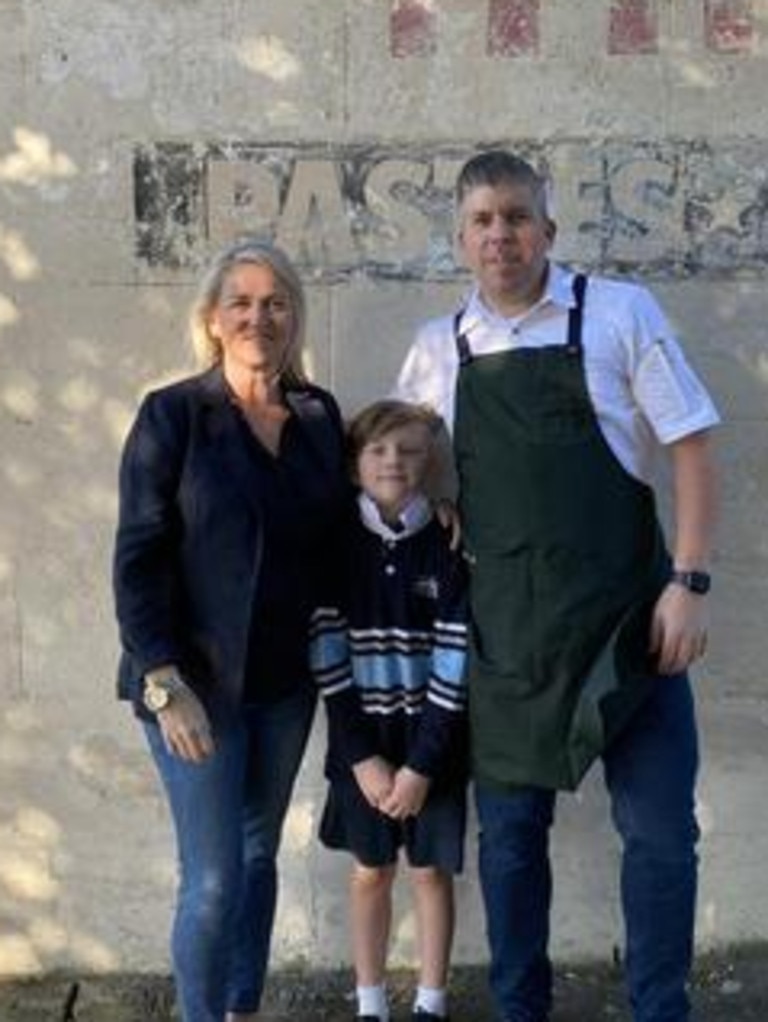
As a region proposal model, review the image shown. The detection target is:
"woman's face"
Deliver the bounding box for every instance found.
[208,262,295,379]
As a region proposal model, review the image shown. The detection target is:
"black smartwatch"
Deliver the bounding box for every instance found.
[669,569,711,595]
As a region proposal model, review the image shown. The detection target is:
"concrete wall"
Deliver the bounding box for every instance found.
[0,0,766,978]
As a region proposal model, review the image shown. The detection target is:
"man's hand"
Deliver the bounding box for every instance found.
[650,583,709,675]
[434,499,462,551]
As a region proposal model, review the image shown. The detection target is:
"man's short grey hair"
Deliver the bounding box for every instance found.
[455,150,551,219]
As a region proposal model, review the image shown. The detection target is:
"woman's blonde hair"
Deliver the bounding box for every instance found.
[189,237,308,386]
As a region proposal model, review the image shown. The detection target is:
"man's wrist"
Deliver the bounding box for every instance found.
[669,568,711,595]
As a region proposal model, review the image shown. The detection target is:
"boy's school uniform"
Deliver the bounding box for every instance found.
[310,494,469,786]
[310,495,469,868]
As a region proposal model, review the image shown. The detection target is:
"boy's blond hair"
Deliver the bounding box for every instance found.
[346,399,440,471]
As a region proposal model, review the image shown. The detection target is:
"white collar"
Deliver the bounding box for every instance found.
[459,262,576,334]
[358,492,433,542]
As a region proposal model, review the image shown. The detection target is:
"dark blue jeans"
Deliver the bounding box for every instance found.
[475,674,699,1022]
[145,688,316,1022]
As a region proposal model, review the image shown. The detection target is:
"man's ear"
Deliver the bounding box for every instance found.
[455,224,467,264]
[545,218,557,246]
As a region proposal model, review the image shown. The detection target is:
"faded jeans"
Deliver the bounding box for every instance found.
[145,687,316,1022]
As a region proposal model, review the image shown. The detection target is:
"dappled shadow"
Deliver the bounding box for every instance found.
[2,0,768,989]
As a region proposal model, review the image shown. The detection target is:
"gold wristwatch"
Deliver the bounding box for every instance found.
[143,674,187,713]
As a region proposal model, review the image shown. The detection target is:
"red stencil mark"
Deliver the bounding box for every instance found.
[487,0,540,57]
[704,0,754,53]
[608,0,659,54]
[390,0,438,58]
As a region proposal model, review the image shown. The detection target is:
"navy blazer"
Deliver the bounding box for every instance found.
[113,366,349,716]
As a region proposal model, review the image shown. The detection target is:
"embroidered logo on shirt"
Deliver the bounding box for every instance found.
[412,575,439,600]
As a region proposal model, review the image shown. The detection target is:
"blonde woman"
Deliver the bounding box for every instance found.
[113,238,349,1022]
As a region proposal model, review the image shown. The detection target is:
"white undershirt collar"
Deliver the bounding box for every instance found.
[358,492,433,541]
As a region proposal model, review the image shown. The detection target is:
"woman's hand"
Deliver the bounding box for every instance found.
[157,685,215,763]
[379,766,431,820]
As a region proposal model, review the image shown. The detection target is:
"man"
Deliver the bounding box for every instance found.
[394,150,719,1022]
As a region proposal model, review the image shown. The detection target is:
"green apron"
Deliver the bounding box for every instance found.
[454,275,669,792]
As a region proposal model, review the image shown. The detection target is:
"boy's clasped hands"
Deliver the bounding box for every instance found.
[353,755,431,820]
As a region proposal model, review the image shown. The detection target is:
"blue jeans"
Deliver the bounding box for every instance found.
[145,688,316,1022]
[475,674,699,1022]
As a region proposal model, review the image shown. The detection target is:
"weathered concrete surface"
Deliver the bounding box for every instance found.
[1,946,768,1021]
[2,0,768,982]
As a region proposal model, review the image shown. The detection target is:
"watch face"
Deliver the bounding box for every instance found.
[688,571,711,594]
[671,569,711,595]
[144,683,171,712]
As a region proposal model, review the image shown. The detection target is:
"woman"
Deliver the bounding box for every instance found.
[113,238,349,1022]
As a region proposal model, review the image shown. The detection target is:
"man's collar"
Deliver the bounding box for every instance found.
[459,262,577,333]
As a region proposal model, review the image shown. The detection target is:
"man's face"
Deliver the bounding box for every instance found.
[457,181,556,316]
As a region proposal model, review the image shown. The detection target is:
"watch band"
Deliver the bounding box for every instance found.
[669,569,711,595]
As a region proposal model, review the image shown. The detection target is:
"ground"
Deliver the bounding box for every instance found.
[1,945,767,1021]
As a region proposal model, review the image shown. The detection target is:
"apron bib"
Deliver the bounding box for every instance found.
[454,275,669,791]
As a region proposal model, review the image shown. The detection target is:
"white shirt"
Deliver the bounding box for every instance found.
[394,263,720,484]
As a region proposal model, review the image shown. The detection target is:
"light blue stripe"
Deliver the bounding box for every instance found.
[432,646,467,686]
[352,651,431,691]
[309,629,349,672]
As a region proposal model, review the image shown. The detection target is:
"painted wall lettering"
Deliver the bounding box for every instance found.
[487,0,540,57]
[704,0,754,53]
[608,0,659,55]
[390,0,437,58]
[134,140,768,281]
[389,0,758,55]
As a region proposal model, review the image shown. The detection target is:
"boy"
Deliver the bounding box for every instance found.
[394,150,719,1022]
[310,399,469,1022]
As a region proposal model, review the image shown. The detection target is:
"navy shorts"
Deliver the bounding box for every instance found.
[319,777,467,873]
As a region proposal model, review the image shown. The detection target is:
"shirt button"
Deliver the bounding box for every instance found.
[385,564,396,576]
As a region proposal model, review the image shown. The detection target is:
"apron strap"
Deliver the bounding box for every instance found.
[566,273,588,353]
[453,309,472,366]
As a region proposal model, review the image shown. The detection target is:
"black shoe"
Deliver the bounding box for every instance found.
[412,1011,449,1022]
[356,1016,383,1021]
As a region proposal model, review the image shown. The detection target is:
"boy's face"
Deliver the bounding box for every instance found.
[356,421,433,523]
[457,181,556,316]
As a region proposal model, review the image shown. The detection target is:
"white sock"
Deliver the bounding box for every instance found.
[414,985,448,1017]
[357,983,389,1020]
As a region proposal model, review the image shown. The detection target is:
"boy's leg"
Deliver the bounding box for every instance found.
[351,861,397,1019]
[475,785,556,1022]
[604,673,699,1022]
[409,865,454,1018]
